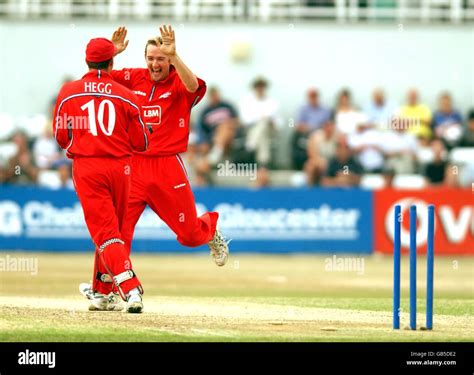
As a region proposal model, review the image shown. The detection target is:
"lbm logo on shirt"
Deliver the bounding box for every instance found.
[142,105,161,126]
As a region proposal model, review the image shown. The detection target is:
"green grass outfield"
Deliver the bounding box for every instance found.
[0,252,472,342]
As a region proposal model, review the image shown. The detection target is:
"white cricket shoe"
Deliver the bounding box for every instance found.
[208,227,230,267]
[79,282,124,311]
[106,292,125,311]
[126,291,143,314]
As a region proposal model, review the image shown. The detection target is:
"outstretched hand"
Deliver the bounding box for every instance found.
[159,25,176,57]
[111,26,129,55]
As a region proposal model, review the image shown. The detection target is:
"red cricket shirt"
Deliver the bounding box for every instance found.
[111,66,206,156]
[53,70,149,158]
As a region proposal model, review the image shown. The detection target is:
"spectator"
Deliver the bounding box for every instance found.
[181,130,211,186]
[5,132,38,184]
[423,139,456,186]
[56,159,74,189]
[458,109,474,147]
[348,121,386,173]
[33,124,61,169]
[415,126,433,148]
[432,92,463,149]
[365,88,396,130]
[304,118,341,185]
[292,88,331,169]
[321,137,363,187]
[197,87,238,165]
[254,166,270,188]
[383,119,418,174]
[33,122,73,188]
[335,89,366,135]
[295,88,331,133]
[238,77,282,167]
[398,88,432,138]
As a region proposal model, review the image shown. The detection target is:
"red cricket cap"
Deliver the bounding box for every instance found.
[85,38,116,63]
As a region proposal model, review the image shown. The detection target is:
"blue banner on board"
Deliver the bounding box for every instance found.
[0,186,373,253]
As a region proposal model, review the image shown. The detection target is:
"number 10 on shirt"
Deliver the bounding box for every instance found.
[81,99,116,136]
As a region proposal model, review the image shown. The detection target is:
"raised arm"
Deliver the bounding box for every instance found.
[111,26,129,56]
[159,25,199,93]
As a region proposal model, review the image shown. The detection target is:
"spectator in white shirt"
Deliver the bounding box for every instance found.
[238,77,282,167]
[335,89,366,135]
[33,124,61,169]
[348,121,386,173]
[383,119,418,174]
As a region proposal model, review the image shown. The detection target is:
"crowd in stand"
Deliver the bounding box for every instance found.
[0,76,473,189]
[186,77,474,188]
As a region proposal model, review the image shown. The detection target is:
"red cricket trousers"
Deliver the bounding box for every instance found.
[122,154,218,255]
[72,157,142,297]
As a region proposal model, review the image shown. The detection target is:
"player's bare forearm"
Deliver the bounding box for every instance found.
[158,24,199,92]
[169,54,199,93]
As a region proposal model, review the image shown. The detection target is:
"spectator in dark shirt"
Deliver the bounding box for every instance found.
[458,109,474,147]
[197,87,238,165]
[424,139,455,186]
[321,137,363,187]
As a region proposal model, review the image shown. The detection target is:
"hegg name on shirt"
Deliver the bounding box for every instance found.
[84,82,112,94]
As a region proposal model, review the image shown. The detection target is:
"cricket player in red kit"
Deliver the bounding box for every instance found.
[108,26,230,265]
[53,37,150,313]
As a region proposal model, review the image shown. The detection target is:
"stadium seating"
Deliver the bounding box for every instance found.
[392,174,427,189]
[416,148,435,165]
[360,174,387,190]
[37,170,62,189]
[449,147,474,165]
